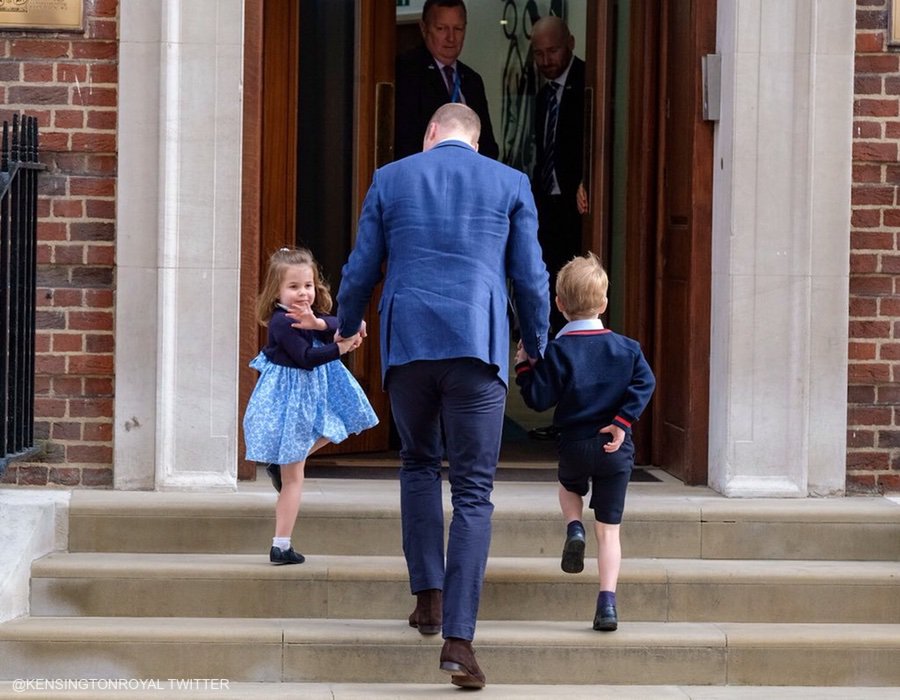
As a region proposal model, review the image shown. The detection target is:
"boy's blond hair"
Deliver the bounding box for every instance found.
[555,252,608,318]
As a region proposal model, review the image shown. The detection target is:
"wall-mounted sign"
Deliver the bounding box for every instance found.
[0,0,84,32]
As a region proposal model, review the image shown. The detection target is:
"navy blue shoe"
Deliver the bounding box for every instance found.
[265,463,282,492]
[270,546,304,565]
[561,530,585,574]
[593,603,618,631]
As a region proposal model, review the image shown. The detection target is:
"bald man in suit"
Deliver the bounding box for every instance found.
[337,103,548,689]
[532,16,586,334]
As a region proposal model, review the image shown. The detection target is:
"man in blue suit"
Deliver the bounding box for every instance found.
[337,103,549,689]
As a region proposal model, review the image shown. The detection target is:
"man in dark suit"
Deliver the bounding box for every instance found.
[337,104,548,689]
[529,16,587,441]
[394,0,499,160]
[532,16,586,334]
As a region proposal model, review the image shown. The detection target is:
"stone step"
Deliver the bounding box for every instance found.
[29,552,900,624]
[0,682,897,700]
[0,683,897,700]
[66,485,900,560]
[1,617,898,686]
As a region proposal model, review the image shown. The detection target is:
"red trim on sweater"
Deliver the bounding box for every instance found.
[563,329,612,336]
[615,415,632,428]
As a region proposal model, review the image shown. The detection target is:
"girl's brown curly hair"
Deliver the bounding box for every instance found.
[255,247,333,327]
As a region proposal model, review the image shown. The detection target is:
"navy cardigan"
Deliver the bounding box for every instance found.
[515,327,656,441]
[262,307,340,370]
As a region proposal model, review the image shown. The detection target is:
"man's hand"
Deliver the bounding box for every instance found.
[599,424,624,452]
[336,332,362,355]
[576,182,589,215]
[287,302,325,331]
[514,340,528,365]
[514,340,539,367]
[336,319,367,346]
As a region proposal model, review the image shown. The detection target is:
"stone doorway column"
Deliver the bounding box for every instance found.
[114,0,244,490]
[708,1,854,496]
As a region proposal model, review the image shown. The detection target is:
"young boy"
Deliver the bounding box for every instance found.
[514,252,655,631]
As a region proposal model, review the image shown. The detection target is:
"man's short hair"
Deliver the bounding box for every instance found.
[422,0,467,23]
[556,252,609,318]
[431,103,481,142]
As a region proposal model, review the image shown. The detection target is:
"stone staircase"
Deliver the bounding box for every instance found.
[1,474,900,698]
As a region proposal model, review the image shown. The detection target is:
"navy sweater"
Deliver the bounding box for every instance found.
[262,307,340,370]
[515,327,656,440]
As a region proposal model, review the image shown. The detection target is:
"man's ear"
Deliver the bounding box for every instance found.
[599,297,609,314]
[422,121,438,151]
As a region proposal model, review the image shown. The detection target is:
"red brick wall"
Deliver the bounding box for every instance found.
[0,0,117,487]
[850,0,900,493]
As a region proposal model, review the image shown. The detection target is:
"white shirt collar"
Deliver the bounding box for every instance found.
[556,318,605,337]
[433,57,457,71]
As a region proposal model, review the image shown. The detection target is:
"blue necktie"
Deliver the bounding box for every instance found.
[541,83,560,194]
[443,65,460,103]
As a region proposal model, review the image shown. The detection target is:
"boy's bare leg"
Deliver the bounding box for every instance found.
[594,522,621,591]
[558,484,583,523]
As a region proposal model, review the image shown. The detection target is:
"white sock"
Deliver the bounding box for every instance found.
[272,537,291,551]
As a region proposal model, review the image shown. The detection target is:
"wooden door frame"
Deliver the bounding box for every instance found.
[238,0,392,479]
[239,0,266,481]
[241,1,715,482]
[648,0,715,484]
[583,0,613,261]
[591,0,714,480]
[622,0,662,466]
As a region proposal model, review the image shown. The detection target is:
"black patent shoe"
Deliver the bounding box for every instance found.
[561,530,586,574]
[265,463,282,492]
[593,603,618,631]
[270,546,305,565]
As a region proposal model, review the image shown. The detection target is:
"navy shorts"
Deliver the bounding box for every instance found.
[557,433,634,524]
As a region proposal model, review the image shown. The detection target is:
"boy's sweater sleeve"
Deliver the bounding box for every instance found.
[612,346,656,431]
[515,344,565,412]
[271,314,340,369]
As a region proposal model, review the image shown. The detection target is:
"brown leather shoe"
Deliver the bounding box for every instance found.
[439,637,486,689]
[407,588,442,635]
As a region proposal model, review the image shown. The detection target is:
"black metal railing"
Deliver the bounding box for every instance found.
[1,114,44,475]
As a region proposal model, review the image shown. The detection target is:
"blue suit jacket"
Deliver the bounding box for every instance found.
[337,140,549,386]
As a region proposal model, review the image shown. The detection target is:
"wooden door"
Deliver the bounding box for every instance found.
[238,0,393,478]
[650,0,715,484]
[582,0,613,263]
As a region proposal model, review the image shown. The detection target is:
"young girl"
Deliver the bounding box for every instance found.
[244,247,379,565]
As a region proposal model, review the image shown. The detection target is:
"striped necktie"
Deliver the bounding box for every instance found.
[540,83,560,194]
[443,65,460,102]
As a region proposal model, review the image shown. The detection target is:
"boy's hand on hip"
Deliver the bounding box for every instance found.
[599,424,624,452]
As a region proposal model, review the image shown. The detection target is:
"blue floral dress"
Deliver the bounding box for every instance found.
[243,309,378,465]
